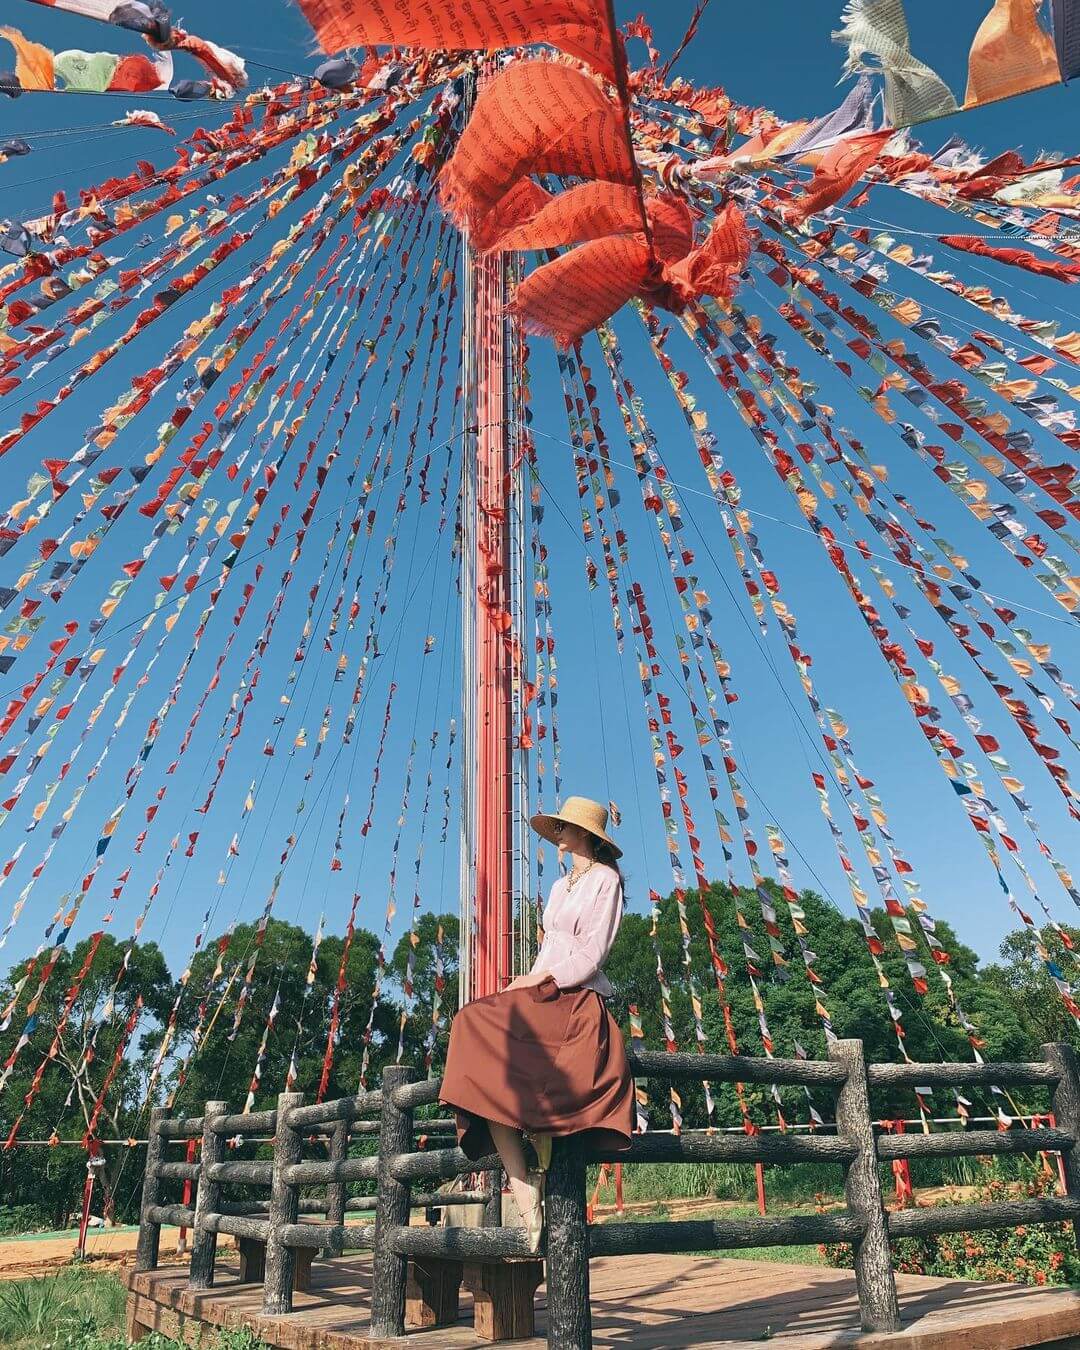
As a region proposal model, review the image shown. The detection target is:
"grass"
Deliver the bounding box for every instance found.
[0,1266,269,1350]
[0,1265,127,1346]
[598,1160,845,1206]
[589,1153,1026,1209]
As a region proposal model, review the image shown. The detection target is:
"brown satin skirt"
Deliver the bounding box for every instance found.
[439,974,635,1161]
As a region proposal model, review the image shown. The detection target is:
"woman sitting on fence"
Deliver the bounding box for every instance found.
[440,796,635,1251]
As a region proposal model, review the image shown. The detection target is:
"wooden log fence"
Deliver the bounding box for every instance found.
[133,1084,467,1313]
[132,1040,1080,1348]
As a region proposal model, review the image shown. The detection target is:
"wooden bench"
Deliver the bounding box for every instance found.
[407,1255,544,1341]
[237,1235,314,1293]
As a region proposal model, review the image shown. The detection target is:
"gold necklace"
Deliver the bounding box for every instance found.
[566,859,594,892]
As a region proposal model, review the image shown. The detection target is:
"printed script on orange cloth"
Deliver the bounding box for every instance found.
[295,0,621,83]
[437,61,636,241]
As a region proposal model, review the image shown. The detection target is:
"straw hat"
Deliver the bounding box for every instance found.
[529,796,622,859]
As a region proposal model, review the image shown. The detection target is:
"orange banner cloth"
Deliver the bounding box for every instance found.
[493,181,689,253]
[696,120,813,176]
[513,198,748,345]
[782,130,892,226]
[439,61,635,242]
[938,234,1080,282]
[471,178,553,250]
[662,200,748,305]
[295,0,621,83]
[514,233,654,344]
[965,0,1060,108]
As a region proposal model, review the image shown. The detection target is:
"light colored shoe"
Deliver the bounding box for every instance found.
[532,1132,552,1173]
[518,1170,545,1254]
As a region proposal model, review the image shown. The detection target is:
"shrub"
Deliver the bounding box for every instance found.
[822,1166,1080,1286]
[0,1205,47,1237]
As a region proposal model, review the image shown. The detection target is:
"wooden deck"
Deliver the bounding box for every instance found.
[127,1252,1080,1349]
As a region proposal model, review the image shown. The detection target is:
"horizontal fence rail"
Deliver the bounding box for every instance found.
[133,1039,1080,1350]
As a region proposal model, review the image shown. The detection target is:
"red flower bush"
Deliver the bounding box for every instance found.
[823,1165,1079,1287]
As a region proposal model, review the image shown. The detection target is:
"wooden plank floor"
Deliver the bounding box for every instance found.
[128,1253,1080,1350]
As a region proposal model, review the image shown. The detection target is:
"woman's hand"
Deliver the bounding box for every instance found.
[503,970,551,993]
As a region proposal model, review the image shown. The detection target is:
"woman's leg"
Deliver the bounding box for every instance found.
[488,1120,528,1183]
[487,1120,542,1244]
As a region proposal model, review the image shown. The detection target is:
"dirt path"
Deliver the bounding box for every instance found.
[588,1185,982,1223]
[0,1226,187,1281]
[0,1185,987,1279]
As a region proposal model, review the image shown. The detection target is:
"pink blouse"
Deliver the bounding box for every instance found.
[531,864,623,997]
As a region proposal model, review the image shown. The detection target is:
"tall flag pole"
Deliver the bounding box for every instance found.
[459,62,527,1002]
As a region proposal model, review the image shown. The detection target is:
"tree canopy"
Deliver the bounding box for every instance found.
[0,882,1066,1227]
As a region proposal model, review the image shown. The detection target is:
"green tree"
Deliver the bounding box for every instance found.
[166,916,402,1113]
[389,911,459,1070]
[0,933,172,1225]
[603,882,1031,1129]
[0,894,1058,1233]
[981,923,1080,1053]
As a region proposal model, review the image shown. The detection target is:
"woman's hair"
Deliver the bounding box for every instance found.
[589,835,627,904]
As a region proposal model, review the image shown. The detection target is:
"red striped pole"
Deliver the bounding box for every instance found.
[461,63,517,1001]
[471,243,513,998]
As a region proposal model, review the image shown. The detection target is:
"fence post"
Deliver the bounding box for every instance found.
[134,1107,166,1273]
[322,1117,349,1259]
[370,1065,417,1339]
[263,1093,304,1316]
[829,1039,900,1334]
[176,1137,197,1258]
[483,1163,503,1227]
[545,1135,591,1350]
[189,1100,227,1290]
[1042,1042,1080,1245]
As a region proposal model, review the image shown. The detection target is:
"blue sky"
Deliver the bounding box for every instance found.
[0,0,1077,1002]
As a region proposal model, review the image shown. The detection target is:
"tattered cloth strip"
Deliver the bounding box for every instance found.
[835,0,958,127]
[318,894,358,1100]
[965,0,1060,108]
[666,299,1028,1080]
[244,989,281,1113]
[938,232,1080,281]
[490,182,694,262]
[79,996,141,1147]
[284,916,324,1093]
[512,199,748,345]
[359,718,409,1089]
[581,332,796,1120]
[295,0,621,84]
[111,108,175,133]
[689,293,1080,1026]
[776,75,879,159]
[717,256,1080,818]
[751,223,1080,617]
[659,0,711,78]
[492,181,643,252]
[782,130,893,226]
[1053,0,1080,79]
[438,62,636,245]
[161,187,448,1085]
[513,236,645,345]
[557,363,691,1129]
[693,121,812,177]
[594,332,809,1094]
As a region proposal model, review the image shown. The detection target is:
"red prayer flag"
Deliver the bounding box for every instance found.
[438,61,635,242]
[783,131,892,227]
[294,0,622,83]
